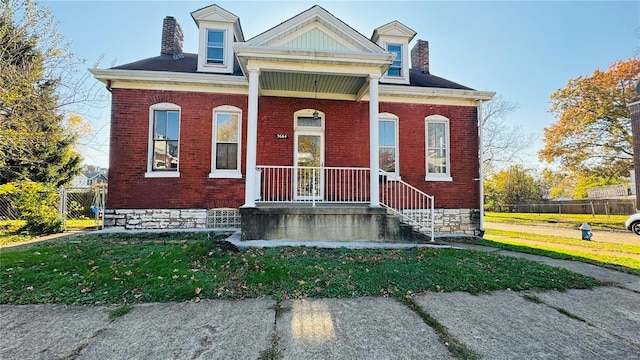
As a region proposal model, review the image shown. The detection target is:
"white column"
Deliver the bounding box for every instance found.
[243,65,260,207]
[369,73,380,207]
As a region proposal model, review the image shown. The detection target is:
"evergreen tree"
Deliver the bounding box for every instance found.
[0,1,82,186]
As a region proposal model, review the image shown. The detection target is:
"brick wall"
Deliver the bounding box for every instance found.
[109,89,479,210]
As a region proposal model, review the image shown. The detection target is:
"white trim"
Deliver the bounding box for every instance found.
[243,66,260,207]
[210,105,242,178]
[294,109,325,130]
[145,171,180,178]
[148,102,181,176]
[90,69,248,87]
[198,24,235,73]
[425,115,451,181]
[369,74,380,207]
[378,112,400,178]
[478,100,484,231]
[380,84,495,101]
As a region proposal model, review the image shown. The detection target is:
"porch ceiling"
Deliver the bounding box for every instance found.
[260,71,367,96]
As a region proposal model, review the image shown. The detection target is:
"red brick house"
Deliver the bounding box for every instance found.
[91,4,494,240]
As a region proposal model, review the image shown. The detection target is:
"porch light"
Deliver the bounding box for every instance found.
[312,79,319,121]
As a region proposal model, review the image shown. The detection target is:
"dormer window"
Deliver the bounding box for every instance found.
[387,44,402,77]
[191,4,244,74]
[207,29,225,64]
[372,20,416,84]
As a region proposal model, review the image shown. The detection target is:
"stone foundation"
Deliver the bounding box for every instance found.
[433,208,481,235]
[103,209,207,230]
[103,207,481,236]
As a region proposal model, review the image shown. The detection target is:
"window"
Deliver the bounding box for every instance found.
[387,44,402,77]
[378,114,399,177]
[425,115,452,181]
[146,103,180,177]
[206,29,224,64]
[211,106,242,178]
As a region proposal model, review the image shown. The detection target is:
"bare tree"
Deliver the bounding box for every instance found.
[482,95,536,173]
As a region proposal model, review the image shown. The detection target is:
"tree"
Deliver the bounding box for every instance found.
[539,58,640,178]
[0,0,100,186]
[481,95,536,173]
[485,165,544,208]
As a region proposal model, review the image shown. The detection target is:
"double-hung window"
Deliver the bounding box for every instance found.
[378,114,399,177]
[147,103,180,177]
[210,106,242,178]
[387,44,402,77]
[425,115,452,181]
[206,29,224,64]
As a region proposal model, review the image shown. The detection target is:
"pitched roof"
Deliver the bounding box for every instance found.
[406,71,474,90]
[111,54,245,76]
[111,55,473,90]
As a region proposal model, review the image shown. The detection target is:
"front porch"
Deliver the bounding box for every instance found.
[240,165,435,241]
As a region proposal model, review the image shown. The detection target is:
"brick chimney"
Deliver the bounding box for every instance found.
[410,40,429,74]
[161,16,184,59]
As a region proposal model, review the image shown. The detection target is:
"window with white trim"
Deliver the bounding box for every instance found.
[210,106,242,178]
[425,115,452,181]
[379,113,399,177]
[146,103,180,177]
[206,29,225,65]
[387,44,402,77]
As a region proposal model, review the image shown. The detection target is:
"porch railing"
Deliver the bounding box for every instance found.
[379,171,435,242]
[256,166,370,204]
[255,166,434,241]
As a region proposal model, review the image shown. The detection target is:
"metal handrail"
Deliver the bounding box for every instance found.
[379,170,435,241]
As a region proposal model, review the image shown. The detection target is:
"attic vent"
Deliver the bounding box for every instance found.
[161,16,184,59]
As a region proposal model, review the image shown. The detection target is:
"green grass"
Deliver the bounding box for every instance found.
[398,296,480,360]
[0,232,599,305]
[0,218,99,246]
[485,212,627,231]
[472,236,640,276]
[109,304,133,320]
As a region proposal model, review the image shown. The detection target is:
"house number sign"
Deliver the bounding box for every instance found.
[275,133,288,139]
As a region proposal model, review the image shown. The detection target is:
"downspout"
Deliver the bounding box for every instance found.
[106,80,113,93]
[477,100,485,236]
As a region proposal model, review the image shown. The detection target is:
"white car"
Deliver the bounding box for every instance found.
[626,213,640,236]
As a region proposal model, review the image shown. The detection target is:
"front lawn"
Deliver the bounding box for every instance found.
[0,218,99,246]
[0,232,599,305]
[478,229,640,275]
[485,212,627,231]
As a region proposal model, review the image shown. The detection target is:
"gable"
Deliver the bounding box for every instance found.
[247,5,382,54]
[278,26,352,52]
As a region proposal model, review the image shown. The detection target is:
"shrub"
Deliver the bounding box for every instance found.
[0,181,62,235]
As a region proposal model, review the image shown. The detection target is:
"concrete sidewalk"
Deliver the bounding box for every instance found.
[2,235,640,359]
[1,286,639,360]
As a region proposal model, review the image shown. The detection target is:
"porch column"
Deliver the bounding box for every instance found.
[244,65,260,207]
[369,73,380,207]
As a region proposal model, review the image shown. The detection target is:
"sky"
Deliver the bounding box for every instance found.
[40,0,640,169]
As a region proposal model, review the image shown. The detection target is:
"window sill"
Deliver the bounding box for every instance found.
[145,171,180,178]
[209,172,242,179]
[425,175,453,182]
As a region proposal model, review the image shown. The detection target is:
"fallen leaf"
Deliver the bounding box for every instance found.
[195,287,203,295]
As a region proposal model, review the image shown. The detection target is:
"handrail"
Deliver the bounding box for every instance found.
[379,170,435,241]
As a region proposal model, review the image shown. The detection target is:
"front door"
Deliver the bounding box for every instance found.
[294,113,324,200]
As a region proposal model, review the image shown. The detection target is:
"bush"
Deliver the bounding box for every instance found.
[0,181,62,235]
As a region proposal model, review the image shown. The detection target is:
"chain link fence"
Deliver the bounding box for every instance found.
[0,185,107,230]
